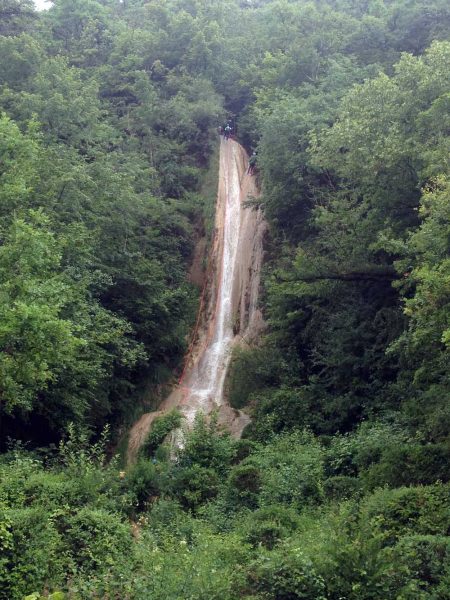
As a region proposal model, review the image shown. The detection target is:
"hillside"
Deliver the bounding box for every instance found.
[0,1,449,598]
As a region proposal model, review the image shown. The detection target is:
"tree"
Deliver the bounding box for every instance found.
[0,0,36,37]
[0,210,82,413]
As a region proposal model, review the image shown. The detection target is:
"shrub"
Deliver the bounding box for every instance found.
[233,439,260,464]
[243,505,299,549]
[352,421,410,472]
[226,345,285,409]
[57,424,110,474]
[126,459,161,511]
[64,507,132,571]
[22,471,81,508]
[1,506,66,600]
[0,452,42,508]
[24,593,65,600]
[381,535,450,598]
[178,413,237,476]
[244,546,326,600]
[140,410,182,458]
[227,463,262,508]
[360,483,450,541]
[245,388,318,441]
[253,431,325,508]
[363,443,450,489]
[146,498,193,541]
[21,469,120,512]
[324,434,359,477]
[324,422,411,478]
[171,464,220,510]
[323,476,361,501]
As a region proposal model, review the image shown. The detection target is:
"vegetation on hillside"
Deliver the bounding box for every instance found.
[0,0,449,597]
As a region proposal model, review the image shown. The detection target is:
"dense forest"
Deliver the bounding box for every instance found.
[0,0,449,598]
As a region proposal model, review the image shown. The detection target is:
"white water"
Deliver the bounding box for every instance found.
[182,140,242,423]
[127,139,265,462]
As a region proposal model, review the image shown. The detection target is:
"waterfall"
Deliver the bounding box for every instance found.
[181,140,243,421]
[127,139,266,462]
[178,138,266,428]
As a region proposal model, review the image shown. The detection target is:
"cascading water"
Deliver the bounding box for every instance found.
[181,139,243,423]
[127,138,266,462]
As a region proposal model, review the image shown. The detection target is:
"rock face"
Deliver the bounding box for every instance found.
[127,139,266,463]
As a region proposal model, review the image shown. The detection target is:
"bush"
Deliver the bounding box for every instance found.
[24,593,65,600]
[360,483,450,541]
[352,422,410,472]
[362,443,450,490]
[324,422,411,478]
[140,410,182,458]
[0,452,42,508]
[323,476,361,501]
[64,507,132,571]
[244,546,326,600]
[233,439,260,464]
[126,459,161,511]
[297,491,450,599]
[243,505,299,549]
[146,498,192,541]
[21,469,120,512]
[381,535,450,598]
[57,424,110,474]
[1,506,66,600]
[227,463,262,508]
[245,388,317,441]
[324,434,359,477]
[253,431,325,508]
[177,413,237,476]
[226,345,285,409]
[171,464,220,510]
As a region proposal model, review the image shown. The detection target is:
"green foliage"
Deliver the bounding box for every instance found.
[125,459,161,512]
[63,506,132,571]
[1,0,450,597]
[0,115,38,216]
[57,423,110,473]
[171,464,220,511]
[227,431,325,510]
[227,463,262,508]
[0,441,131,600]
[177,413,237,476]
[2,436,450,599]
[243,545,326,600]
[244,39,450,444]
[0,0,227,440]
[363,442,450,489]
[243,505,299,549]
[24,593,65,600]
[245,387,336,439]
[226,344,285,409]
[360,484,450,541]
[0,210,80,412]
[323,476,361,501]
[381,535,450,598]
[0,0,37,37]
[392,176,450,440]
[140,409,182,458]
[253,431,325,508]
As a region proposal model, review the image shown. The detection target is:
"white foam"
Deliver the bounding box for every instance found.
[182,140,241,423]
